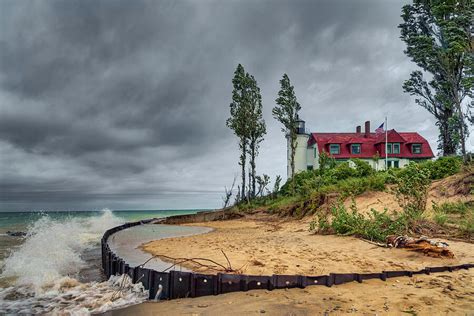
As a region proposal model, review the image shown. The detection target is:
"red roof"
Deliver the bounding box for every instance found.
[309,130,434,159]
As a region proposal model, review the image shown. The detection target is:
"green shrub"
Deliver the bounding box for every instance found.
[431,201,474,237]
[460,214,474,236]
[433,211,448,226]
[351,159,374,177]
[310,202,408,242]
[329,162,357,180]
[367,173,388,191]
[421,156,461,180]
[319,151,336,174]
[432,201,469,215]
[394,162,431,218]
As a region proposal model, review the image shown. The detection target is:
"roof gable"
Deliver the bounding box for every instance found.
[375,129,406,144]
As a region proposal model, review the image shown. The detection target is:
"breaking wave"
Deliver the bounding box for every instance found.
[0,209,148,314]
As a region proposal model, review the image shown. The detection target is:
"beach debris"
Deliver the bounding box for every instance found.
[386,235,454,258]
[140,249,237,273]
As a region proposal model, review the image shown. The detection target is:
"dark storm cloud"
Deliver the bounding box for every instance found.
[1,0,467,211]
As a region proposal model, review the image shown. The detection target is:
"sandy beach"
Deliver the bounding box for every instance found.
[110,212,474,315]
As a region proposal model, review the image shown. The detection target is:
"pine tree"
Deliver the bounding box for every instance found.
[273,74,301,195]
[399,0,473,158]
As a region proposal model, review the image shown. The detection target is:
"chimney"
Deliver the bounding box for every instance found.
[356,125,361,133]
[364,121,370,137]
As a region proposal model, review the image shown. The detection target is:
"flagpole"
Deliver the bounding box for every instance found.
[385,116,388,170]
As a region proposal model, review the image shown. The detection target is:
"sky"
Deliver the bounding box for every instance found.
[0,0,472,211]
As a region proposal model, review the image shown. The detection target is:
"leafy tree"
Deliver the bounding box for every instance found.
[246,73,266,197]
[227,64,250,200]
[273,74,301,195]
[399,0,473,158]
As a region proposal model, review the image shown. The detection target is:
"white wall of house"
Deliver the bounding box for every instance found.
[367,158,411,170]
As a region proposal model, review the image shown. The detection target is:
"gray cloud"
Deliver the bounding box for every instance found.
[1,0,471,211]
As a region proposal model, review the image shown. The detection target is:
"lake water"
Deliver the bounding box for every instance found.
[0,209,208,314]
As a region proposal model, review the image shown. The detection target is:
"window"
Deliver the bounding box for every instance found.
[386,160,392,169]
[314,147,317,158]
[412,144,422,154]
[394,160,399,168]
[351,144,361,154]
[386,143,400,154]
[307,165,313,171]
[329,144,340,155]
[393,143,400,154]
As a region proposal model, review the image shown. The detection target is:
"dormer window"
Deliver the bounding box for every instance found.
[412,144,422,154]
[351,144,361,154]
[387,143,400,154]
[393,143,400,154]
[329,144,340,155]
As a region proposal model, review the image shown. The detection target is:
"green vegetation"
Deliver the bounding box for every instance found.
[393,162,431,218]
[236,157,463,215]
[310,201,409,242]
[432,201,474,237]
[400,0,473,157]
[232,156,470,242]
[227,64,266,200]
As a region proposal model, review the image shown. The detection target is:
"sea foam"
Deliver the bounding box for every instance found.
[0,209,148,314]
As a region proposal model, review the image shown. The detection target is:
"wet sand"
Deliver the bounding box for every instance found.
[111,213,474,315]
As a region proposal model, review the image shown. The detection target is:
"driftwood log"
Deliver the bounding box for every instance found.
[386,235,454,258]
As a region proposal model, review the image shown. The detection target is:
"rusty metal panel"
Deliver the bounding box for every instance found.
[331,273,357,285]
[272,275,301,289]
[123,264,129,274]
[138,268,151,289]
[104,250,110,277]
[127,267,135,282]
[170,271,192,299]
[357,273,382,282]
[118,259,126,275]
[303,275,330,287]
[218,273,244,294]
[150,271,170,300]
[383,270,409,278]
[244,275,272,291]
[110,254,118,276]
[426,267,446,273]
[191,274,218,297]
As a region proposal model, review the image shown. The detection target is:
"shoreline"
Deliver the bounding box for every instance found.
[104,212,474,315]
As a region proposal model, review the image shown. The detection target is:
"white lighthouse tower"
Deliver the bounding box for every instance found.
[287,116,310,178]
